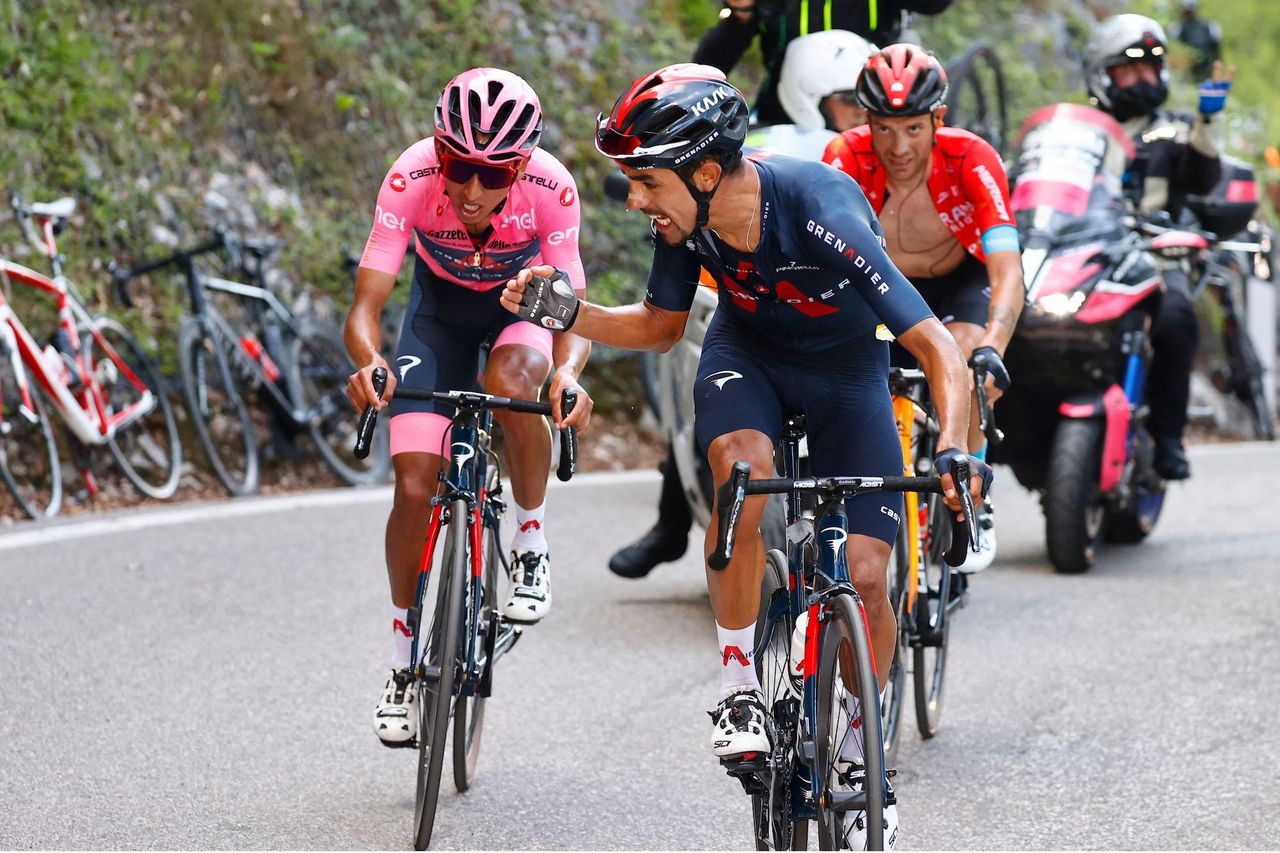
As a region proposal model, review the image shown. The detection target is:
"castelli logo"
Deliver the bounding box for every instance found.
[389,173,406,192]
[559,186,575,207]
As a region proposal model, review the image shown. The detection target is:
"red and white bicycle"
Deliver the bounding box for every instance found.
[0,194,181,518]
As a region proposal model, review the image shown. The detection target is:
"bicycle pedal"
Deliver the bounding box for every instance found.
[720,752,768,795]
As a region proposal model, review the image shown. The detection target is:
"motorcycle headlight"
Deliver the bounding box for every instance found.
[1036,291,1087,316]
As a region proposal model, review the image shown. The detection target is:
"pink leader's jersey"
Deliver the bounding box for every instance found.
[360,138,586,292]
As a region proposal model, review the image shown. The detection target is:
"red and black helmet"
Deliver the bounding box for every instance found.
[855,44,949,117]
[595,64,750,172]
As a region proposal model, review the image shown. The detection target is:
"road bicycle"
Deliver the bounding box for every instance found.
[0,195,181,518]
[880,364,999,768]
[114,230,390,495]
[711,420,976,851]
[354,365,578,851]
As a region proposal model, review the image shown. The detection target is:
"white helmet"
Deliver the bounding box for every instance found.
[777,30,877,131]
[1083,14,1170,118]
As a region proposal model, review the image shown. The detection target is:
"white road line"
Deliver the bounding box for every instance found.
[0,468,659,553]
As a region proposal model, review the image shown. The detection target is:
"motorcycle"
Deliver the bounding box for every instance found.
[992,103,1203,574]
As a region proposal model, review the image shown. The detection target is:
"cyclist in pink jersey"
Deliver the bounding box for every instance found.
[343,67,593,747]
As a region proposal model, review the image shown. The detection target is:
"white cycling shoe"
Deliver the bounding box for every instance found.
[503,549,551,623]
[709,688,772,757]
[373,668,416,746]
[833,742,900,851]
[959,499,997,574]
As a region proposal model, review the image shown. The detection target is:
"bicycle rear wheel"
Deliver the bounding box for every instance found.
[0,364,61,519]
[414,497,466,851]
[814,593,888,851]
[453,482,497,791]
[913,491,954,739]
[752,549,808,851]
[177,318,259,496]
[290,321,391,485]
[84,318,182,499]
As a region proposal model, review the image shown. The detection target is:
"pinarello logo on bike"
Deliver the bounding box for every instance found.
[559,186,575,207]
[389,173,407,192]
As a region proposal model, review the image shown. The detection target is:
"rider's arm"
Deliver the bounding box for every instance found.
[898,318,971,454]
[692,7,757,73]
[570,300,690,352]
[979,250,1024,355]
[344,266,398,410]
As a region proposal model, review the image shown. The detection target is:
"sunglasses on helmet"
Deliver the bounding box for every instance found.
[435,142,523,190]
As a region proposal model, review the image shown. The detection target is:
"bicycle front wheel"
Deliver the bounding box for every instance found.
[177,318,259,496]
[290,322,391,485]
[752,549,808,851]
[0,369,61,519]
[881,527,911,769]
[85,318,182,500]
[814,593,888,851]
[453,478,497,791]
[914,491,954,739]
[414,497,466,851]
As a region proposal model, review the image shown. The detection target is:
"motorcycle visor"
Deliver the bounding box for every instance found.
[436,144,522,190]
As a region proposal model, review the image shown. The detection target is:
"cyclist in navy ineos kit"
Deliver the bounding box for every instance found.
[500,64,990,772]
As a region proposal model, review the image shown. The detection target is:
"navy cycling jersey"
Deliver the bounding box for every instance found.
[645,154,933,353]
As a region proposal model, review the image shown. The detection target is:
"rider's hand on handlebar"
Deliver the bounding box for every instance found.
[549,367,592,433]
[347,356,395,413]
[969,344,1011,403]
[933,448,993,517]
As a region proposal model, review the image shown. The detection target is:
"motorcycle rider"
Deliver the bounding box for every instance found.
[608,30,878,579]
[1083,13,1234,480]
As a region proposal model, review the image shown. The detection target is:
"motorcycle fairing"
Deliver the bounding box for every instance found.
[1057,384,1131,493]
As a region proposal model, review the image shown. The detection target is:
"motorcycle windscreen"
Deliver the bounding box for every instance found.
[1010,104,1135,240]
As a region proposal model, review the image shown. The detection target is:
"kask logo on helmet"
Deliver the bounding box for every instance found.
[690,85,734,117]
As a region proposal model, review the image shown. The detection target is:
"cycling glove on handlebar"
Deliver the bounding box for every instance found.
[969,345,1011,390]
[933,448,994,498]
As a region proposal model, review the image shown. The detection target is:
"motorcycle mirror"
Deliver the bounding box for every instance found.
[603,169,630,204]
[1149,230,1209,259]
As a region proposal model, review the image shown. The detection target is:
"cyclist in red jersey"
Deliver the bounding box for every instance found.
[344,68,593,747]
[822,43,1023,572]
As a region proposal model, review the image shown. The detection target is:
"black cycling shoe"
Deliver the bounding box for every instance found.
[607,525,688,579]
[1154,437,1191,481]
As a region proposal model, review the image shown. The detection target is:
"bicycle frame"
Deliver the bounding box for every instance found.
[407,407,520,695]
[0,258,155,448]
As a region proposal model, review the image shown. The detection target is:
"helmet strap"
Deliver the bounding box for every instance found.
[678,158,728,231]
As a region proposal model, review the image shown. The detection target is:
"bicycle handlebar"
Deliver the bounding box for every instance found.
[972,364,1004,447]
[353,366,578,481]
[709,459,979,572]
[110,232,227,306]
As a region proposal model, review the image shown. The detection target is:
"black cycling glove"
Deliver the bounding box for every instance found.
[517,268,579,331]
[933,448,994,498]
[968,345,1011,391]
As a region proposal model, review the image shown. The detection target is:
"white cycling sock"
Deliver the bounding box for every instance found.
[510,500,548,553]
[717,622,761,700]
[390,606,413,671]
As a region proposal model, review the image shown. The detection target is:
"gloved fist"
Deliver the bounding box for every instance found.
[517,268,580,331]
[968,345,1011,390]
[934,448,994,499]
[1197,78,1231,115]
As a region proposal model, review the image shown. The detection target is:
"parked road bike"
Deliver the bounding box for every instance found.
[114,230,390,495]
[1182,155,1276,441]
[354,366,578,851]
[0,195,181,518]
[712,420,977,851]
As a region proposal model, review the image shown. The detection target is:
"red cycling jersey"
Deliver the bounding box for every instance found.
[822,126,1017,263]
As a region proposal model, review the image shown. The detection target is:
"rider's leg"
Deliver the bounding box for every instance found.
[944,320,986,453]
[1148,268,1198,480]
[485,335,555,623]
[608,446,693,578]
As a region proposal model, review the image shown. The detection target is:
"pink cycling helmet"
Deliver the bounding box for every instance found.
[433,67,544,164]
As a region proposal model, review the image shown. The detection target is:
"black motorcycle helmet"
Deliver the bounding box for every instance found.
[595,63,750,228]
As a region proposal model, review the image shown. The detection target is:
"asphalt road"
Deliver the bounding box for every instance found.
[1,442,1277,850]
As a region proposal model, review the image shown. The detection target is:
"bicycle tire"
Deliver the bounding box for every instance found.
[814,593,888,851]
[912,490,953,740]
[177,317,260,496]
[290,321,391,485]
[83,318,182,499]
[752,549,808,851]
[0,368,62,519]
[944,43,1009,157]
[414,497,466,851]
[453,473,498,792]
[1229,322,1276,441]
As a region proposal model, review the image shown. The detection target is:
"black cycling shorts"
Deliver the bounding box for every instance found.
[910,253,990,327]
[693,311,903,546]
